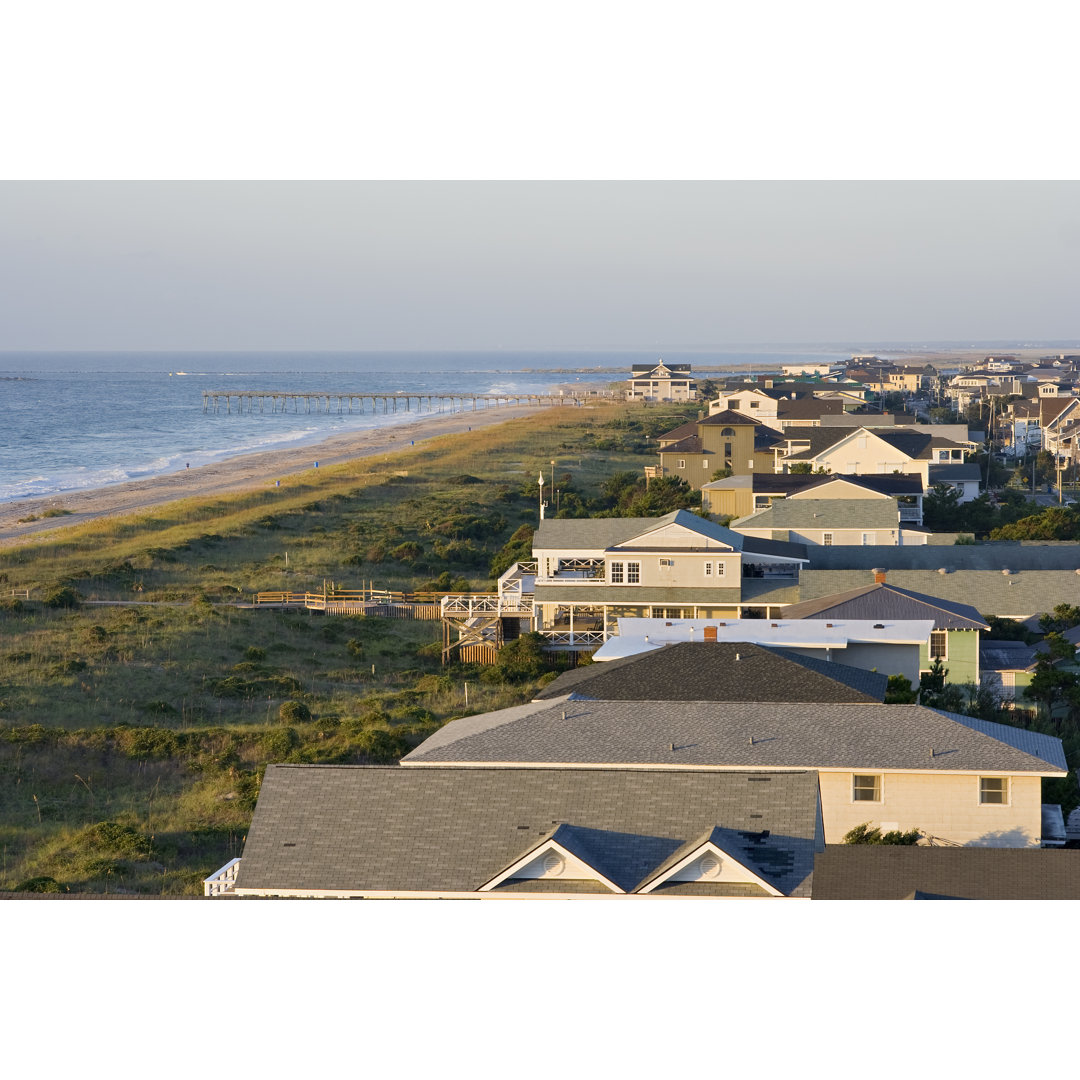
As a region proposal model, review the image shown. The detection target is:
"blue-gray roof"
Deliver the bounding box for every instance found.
[779,582,988,630]
[403,699,1066,773]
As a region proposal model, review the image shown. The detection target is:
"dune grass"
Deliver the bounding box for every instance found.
[0,402,686,893]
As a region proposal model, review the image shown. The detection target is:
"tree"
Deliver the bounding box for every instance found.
[1025,632,1080,727]
[990,506,1080,541]
[919,658,964,712]
[885,674,917,704]
[1039,604,1080,636]
[843,823,921,845]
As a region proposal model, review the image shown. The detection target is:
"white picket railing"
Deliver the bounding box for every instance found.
[203,857,242,897]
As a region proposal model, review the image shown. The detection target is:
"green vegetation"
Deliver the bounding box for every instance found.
[0,403,674,894]
[923,485,1039,538]
[842,823,922,845]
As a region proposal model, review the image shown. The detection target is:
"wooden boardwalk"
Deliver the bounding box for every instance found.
[202,389,612,415]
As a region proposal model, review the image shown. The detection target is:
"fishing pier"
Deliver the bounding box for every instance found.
[202,389,610,415]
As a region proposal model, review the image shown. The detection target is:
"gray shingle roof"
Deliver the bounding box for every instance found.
[928,464,982,482]
[535,641,888,703]
[805,542,1080,572]
[980,640,1039,672]
[732,499,899,531]
[533,510,746,552]
[812,847,1080,900]
[788,569,1080,620]
[402,699,1066,773]
[779,582,988,629]
[234,765,821,897]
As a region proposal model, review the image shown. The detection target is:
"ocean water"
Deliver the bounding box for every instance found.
[0,350,846,503]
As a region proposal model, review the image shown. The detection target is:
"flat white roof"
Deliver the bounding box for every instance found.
[593,617,935,660]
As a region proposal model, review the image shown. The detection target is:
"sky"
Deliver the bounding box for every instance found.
[2,179,1079,351]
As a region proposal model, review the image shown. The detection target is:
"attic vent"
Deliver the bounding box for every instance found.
[542,853,564,876]
[699,855,721,879]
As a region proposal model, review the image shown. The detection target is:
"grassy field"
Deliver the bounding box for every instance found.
[0,402,691,894]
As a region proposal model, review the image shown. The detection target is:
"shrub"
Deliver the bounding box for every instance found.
[244,646,267,662]
[354,728,410,763]
[279,700,312,724]
[0,597,24,615]
[389,541,423,563]
[84,821,154,860]
[140,700,178,716]
[42,585,81,609]
[261,727,299,759]
[15,876,66,893]
[843,823,921,845]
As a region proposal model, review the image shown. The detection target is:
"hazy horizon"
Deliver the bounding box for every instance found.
[2,181,1078,352]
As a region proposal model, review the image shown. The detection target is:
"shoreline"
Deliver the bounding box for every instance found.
[0,403,552,546]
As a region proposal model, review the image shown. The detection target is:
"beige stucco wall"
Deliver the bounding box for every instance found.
[819,771,1044,847]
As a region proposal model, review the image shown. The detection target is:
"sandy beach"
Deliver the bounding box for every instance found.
[0,404,548,546]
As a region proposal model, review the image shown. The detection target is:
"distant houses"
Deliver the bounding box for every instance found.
[625,360,697,402]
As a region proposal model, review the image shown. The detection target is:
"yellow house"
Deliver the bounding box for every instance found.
[656,410,783,487]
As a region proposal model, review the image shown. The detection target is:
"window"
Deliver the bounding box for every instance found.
[724,442,732,456]
[678,459,686,469]
[861,533,875,545]
[659,558,674,567]
[721,427,736,437]
[704,561,713,577]
[979,777,1008,804]
[749,400,759,408]
[702,459,709,470]
[823,532,833,546]
[626,561,641,584]
[930,630,948,660]
[610,561,624,584]
[852,774,882,802]
[716,562,725,577]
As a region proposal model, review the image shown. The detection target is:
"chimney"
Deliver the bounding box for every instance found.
[873,568,886,585]
[703,625,717,642]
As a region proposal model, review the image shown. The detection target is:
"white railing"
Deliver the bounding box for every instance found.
[203,857,241,897]
[441,595,534,616]
[534,574,606,585]
[898,507,922,522]
[537,630,607,647]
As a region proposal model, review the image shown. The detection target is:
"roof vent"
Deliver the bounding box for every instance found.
[665,621,673,626]
[938,567,948,574]
[826,622,834,628]
[873,623,885,629]
[771,622,779,627]
[542,853,565,876]
[1002,568,1012,575]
